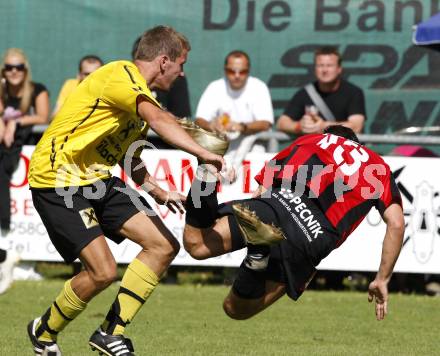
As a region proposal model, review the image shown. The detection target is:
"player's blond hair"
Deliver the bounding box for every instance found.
[0,48,34,114]
[135,25,191,61]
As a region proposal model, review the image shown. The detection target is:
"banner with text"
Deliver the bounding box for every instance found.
[2,146,440,273]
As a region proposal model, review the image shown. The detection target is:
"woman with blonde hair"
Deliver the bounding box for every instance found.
[0,48,49,234]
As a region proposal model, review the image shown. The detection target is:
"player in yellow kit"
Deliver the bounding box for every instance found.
[27,26,224,356]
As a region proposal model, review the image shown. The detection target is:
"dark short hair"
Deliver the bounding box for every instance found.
[324,125,360,143]
[224,50,251,68]
[78,55,103,72]
[314,46,342,66]
[131,36,141,60]
[135,25,190,61]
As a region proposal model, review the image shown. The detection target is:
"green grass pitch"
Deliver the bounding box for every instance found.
[1,280,440,355]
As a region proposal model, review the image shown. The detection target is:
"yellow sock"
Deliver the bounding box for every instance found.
[36,279,87,342]
[102,258,159,335]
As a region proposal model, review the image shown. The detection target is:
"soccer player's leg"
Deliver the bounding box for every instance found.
[183,165,238,259]
[224,201,320,319]
[183,167,282,261]
[92,212,177,356]
[221,199,289,319]
[180,117,239,257]
[223,280,286,320]
[30,237,116,356]
[90,178,178,355]
[29,189,113,356]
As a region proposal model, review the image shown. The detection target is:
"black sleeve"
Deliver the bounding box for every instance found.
[31,82,49,105]
[283,88,308,122]
[347,86,366,119]
[165,76,191,118]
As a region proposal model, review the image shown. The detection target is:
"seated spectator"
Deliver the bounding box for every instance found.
[52,55,103,117]
[0,48,49,233]
[195,50,273,171]
[276,46,365,135]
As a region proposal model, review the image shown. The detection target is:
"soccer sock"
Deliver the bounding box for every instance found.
[232,245,271,299]
[185,165,218,228]
[232,261,267,299]
[244,244,270,269]
[0,249,6,263]
[102,258,159,336]
[36,279,87,343]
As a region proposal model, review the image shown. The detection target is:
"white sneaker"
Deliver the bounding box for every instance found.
[0,250,20,294]
[27,317,62,356]
[13,262,43,281]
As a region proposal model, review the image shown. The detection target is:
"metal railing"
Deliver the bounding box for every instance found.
[32,125,440,153]
[234,131,440,153]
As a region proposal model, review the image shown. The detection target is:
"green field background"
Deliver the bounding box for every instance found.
[1,0,440,134]
[3,280,440,355]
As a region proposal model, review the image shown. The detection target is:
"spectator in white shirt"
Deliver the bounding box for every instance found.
[195,50,273,172]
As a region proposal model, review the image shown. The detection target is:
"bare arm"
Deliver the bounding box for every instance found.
[138,97,224,171]
[276,114,300,134]
[307,114,366,134]
[120,156,185,214]
[194,117,214,132]
[229,120,271,135]
[323,114,365,133]
[0,102,6,144]
[0,119,5,143]
[252,185,267,198]
[18,90,50,126]
[368,203,405,320]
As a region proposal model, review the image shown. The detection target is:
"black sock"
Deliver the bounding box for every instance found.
[232,262,266,299]
[185,164,219,228]
[247,244,270,257]
[0,249,6,263]
[243,244,270,271]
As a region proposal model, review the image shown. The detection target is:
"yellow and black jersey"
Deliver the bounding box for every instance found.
[29,61,160,188]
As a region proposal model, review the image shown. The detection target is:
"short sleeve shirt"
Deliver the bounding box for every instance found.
[283,79,366,122]
[196,76,274,125]
[255,133,401,243]
[29,61,160,188]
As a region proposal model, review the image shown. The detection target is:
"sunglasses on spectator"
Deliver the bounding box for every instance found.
[4,64,26,72]
[224,68,249,76]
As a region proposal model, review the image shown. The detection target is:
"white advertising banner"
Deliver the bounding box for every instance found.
[2,146,439,273]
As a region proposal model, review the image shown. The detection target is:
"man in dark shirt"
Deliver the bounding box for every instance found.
[277,47,366,135]
[183,126,404,321]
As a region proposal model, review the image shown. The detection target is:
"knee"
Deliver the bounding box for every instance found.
[183,237,208,260]
[182,228,208,260]
[146,236,180,264]
[89,262,118,290]
[222,298,253,320]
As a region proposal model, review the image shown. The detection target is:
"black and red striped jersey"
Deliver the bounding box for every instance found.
[255,133,402,245]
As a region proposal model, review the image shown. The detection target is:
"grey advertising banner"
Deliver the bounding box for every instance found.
[1,0,439,134]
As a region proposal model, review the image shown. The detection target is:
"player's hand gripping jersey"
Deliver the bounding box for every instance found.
[28,61,161,188]
[254,133,402,265]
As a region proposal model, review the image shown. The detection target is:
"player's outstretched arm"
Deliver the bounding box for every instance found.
[368,203,404,320]
[120,156,185,214]
[137,97,225,172]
